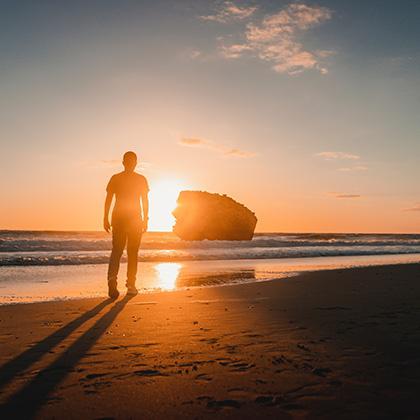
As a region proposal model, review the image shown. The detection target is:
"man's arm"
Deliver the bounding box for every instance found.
[141,192,149,232]
[103,191,113,233]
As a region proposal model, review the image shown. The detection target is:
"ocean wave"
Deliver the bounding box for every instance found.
[2,246,420,266]
[2,235,420,252]
[2,231,420,266]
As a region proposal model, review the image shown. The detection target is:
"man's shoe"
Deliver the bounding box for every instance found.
[126,286,138,296]
[108,287,120,300]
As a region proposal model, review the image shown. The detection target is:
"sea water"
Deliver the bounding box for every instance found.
[1,231,420,304]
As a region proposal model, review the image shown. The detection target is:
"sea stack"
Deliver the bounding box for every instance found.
[172,191,257,240]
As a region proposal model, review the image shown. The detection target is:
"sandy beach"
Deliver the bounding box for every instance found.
[1,263,420,419]
[3,0,420,418]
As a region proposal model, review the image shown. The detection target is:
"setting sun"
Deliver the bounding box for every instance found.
[148,179,188,232]
[3,2,420,419]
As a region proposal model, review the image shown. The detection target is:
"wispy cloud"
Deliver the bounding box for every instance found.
[179,137,208,147]
[338,165,368,172]
[189,49,202,59]
[316,151,360,160]
[328,192,362,199]
[206,2,333,75]
[179,137,256,158]
[200,1,258,23]
[224,148,256,158]
[404,203,420,212]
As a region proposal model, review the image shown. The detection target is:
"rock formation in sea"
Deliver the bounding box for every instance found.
[172,191,257,241]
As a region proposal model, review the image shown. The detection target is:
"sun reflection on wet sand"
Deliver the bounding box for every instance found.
[3,254,420,304]
[154,263,182,290]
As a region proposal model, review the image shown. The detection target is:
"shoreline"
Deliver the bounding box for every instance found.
[2,253,420,305]
[1,263,420,418]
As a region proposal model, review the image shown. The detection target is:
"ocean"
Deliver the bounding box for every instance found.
[2,231,420,304]
[2,231,420,266]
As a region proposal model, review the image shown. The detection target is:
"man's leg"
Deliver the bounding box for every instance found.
[126,220,142,290]
[107,223,127,297]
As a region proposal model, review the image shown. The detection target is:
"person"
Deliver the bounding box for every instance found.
[103,151,149,298]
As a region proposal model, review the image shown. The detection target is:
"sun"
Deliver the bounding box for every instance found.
[148,179,188,232]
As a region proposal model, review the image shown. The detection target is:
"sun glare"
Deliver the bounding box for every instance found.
[154,262,182,290]
[148,179,187,232]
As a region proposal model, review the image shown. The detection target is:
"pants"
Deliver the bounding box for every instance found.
[107,216,142,289]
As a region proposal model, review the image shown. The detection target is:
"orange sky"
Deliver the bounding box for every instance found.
[1,1,420,233]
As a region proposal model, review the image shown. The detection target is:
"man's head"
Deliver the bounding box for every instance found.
[123,151,137,172]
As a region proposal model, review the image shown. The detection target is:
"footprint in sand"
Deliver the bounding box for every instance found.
[84,373,109,380]
[316,306,351,311]
[207,399,242,409]
[255,395,284,406]
[137,342,159,348]
[196,395,213,402]
[272,355,289,365]
[312,367,332,377]
[228,388,252,399]
[230,361,255,372]
[134,369,164,377]
[283,403,306,412]
[297,343,311,352]
[195,373,212,382]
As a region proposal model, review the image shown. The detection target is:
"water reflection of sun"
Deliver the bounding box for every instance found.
[154,263,182,290]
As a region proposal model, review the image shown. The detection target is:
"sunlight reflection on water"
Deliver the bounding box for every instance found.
[3,254,420,304]
[154,262,182,290]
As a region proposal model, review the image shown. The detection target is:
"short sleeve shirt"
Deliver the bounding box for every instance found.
[107,172,149,219]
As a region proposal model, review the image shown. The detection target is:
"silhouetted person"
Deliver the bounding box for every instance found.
[104,151,149,298]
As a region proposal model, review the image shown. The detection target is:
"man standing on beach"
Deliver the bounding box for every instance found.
[104,151,149,298]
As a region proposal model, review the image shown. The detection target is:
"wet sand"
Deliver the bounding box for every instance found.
[1,263,420,419]
[2,253,420,304]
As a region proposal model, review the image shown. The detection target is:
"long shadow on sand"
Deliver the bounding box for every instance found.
[0,299,112,393]
[0,295,133,418]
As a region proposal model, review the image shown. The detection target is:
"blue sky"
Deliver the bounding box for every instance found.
[1,1,420,232]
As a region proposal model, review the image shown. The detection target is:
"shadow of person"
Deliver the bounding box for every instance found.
[0,298,112,393]
[0,295,133,418]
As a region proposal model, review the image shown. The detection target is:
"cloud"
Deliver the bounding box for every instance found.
[328,192,361,199]
[179,137,209,146]
[221,43,253,59]
[179,137,255,158]
[189,49,202,59]
[213,3,333,75]
[338,165,368,172]
[224,148,256,158]
[316,151,360,160]
[316,152,368,172]
[200,1,258,23]
[404,204,420,212]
